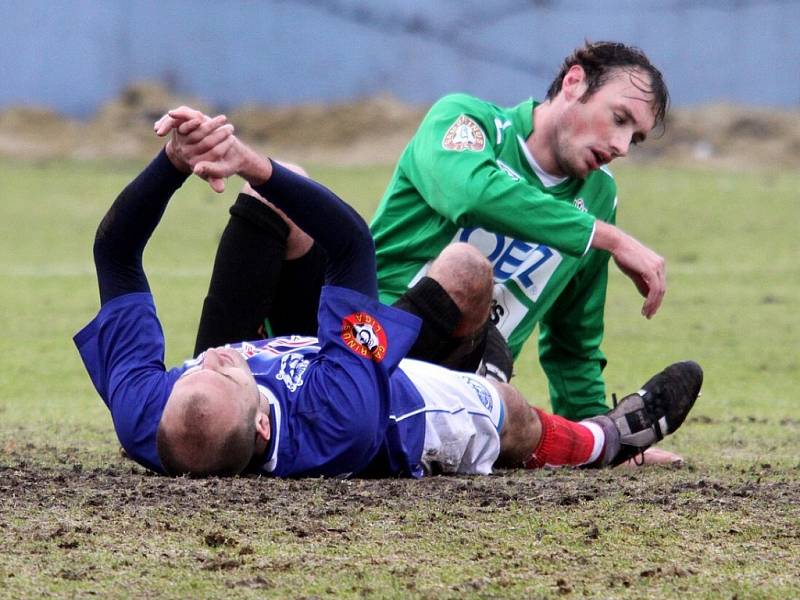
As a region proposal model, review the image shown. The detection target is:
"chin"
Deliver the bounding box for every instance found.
[565,163,589,179]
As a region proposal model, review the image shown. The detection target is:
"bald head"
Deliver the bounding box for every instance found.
[157,378,257,476]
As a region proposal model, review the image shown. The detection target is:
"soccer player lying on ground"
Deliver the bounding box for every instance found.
[73,108,703,477]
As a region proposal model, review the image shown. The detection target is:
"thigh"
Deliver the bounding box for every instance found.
[194,194,288,355]
[268,243,327,337]
[400,359,503,475]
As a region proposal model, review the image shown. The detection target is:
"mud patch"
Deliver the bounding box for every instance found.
[1,448,798,596]
[1,455,796,522]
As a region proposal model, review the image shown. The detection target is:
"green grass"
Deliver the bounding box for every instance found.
[0,158,798,598]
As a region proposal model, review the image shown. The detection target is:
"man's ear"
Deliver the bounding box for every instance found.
[561,64,587,101]
[255,411,270,443]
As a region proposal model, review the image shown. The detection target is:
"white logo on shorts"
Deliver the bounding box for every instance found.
[461,376,493,412]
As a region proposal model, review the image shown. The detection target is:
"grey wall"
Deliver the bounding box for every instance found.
[2,0,799,116]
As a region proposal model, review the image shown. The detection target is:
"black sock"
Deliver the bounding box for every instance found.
[268,242,327,337]
[193,194,289,356]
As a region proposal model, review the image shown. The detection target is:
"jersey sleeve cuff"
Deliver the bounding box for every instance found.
[583,219,597,257]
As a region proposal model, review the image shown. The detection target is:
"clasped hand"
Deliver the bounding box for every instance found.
[154,106,266,193]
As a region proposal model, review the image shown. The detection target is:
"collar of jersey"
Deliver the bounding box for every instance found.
[257,384,281,472]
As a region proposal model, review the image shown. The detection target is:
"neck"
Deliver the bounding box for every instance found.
[528,102,563,178]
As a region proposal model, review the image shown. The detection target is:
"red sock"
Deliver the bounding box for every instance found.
[524,408,598,468]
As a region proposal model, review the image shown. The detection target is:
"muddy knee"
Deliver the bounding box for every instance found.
[427,243,493,337]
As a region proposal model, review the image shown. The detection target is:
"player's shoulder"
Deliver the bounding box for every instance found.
[428,93,500,122]
[580,167,618,217]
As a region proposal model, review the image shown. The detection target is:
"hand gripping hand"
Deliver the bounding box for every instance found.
[154,106,236,192]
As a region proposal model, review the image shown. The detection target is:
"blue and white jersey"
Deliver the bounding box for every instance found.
[74,285,426,477]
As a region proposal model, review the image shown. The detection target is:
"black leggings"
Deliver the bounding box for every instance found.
[194,194,513,380]
[193,193,325,356]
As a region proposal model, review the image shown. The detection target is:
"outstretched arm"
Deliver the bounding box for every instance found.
[92,150,188,304]
[158,107,377,298]
[93,116,233,304]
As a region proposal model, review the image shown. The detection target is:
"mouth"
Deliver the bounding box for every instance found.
[589,149,609,169]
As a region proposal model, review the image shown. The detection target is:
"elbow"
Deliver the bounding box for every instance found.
[92,218,112,267]
[332,218,374,264]
[351,224,375,258]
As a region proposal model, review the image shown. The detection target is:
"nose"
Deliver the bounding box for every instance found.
[202,348,223,369]
[611,132,631,159]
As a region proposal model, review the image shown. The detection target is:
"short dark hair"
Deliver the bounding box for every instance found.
[546,41,670,130]
[156,392,256,477]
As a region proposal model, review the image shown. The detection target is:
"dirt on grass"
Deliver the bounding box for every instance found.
[3,452,796,518]
[2,81,799,168]
[2,428,799,597]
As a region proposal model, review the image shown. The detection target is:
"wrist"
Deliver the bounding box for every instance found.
[239,145,272,186]
[592,221,622,253]
[164,139,191,174]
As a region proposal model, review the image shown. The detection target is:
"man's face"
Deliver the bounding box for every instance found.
[173,347,261,419]
[552,67,656,179]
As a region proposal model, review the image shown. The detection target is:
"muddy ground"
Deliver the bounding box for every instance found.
[1,431,799,597]
[2,81,799,168]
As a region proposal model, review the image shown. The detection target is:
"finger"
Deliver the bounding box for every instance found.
[208,177,226,193]
[194,160,225,181]
[167,106,205,122]
[185,127,235,163]
[177,117,206,136]
[182,114,228,144]
[194,162,228,193]
[642,274,665,318]
[154,115,182,137]
[156,106,204,135]
[636,276,649,298]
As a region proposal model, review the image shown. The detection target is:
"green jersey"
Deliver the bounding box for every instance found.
[371,94,618,419]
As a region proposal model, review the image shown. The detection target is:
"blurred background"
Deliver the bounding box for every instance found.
[2,0,799,167]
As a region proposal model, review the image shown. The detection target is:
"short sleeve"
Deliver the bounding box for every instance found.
[314,285,422,373]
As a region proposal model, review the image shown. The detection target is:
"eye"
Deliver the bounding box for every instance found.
[613,113,625,125]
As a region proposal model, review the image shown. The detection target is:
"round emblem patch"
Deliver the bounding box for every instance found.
[442,115,486,152]
[341,312,388,362]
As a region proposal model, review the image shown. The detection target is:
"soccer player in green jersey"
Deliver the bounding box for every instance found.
[368,41,677,464]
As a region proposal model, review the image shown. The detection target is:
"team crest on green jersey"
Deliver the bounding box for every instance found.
[442,115,486,152]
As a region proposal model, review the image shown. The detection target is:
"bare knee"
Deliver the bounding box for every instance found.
[427,243,493,337]
[491,381,541,468]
